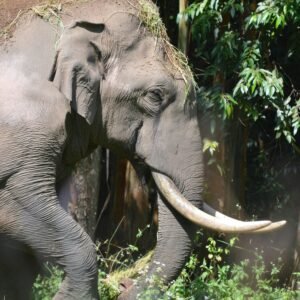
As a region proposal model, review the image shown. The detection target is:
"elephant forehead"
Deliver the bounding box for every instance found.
[127,36,165,60]
[107,58,174,94]
[114,38,172,79]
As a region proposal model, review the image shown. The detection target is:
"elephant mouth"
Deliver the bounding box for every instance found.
[151,171,286,234]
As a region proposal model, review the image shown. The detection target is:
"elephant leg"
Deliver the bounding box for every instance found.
[0,236,40,300]
[0,186,99,300]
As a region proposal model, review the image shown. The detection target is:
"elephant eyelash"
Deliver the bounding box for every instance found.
[148,89,163,100]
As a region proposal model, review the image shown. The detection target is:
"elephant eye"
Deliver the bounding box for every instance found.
[148,89,163,102]
[138,89,163,116]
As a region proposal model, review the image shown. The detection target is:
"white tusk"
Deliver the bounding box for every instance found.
[249,220,286,233]
[203,203,286,233]
[152,172,274,233]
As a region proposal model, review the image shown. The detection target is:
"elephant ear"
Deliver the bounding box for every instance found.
[49,21,105,125]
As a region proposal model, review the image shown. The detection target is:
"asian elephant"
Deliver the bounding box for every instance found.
[0,0,286,299]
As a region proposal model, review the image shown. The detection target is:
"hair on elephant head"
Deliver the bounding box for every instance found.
[0,1,286,299]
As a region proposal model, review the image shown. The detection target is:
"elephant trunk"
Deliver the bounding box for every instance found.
[119,149,205,299]
[144,192,195,283]
[118,192,196,300]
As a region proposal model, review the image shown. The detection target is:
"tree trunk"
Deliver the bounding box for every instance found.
[178,0,189,55]
[95,152,157,254]
[224,114,247,219]
[71,147,102,238]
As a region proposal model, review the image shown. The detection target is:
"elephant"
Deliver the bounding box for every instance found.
[0,0,286,299]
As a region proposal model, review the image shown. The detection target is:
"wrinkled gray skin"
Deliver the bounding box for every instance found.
[0,3,202,300]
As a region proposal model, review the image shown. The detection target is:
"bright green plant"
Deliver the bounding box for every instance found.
[138,236,300,300]
[96,224,153,298]
[32,263,63,300]
[166,236,300,300]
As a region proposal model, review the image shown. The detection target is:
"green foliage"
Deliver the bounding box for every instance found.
[98,269,120,300]
[203,138,219,155]
[96,224,152,298]
[246,0,300,30]
[138,236,300,300]
[32,236,300,299]
[183,0,300,145]
[96,241,140,299]
[32,263,63,300]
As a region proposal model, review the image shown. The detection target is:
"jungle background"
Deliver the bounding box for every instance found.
[1,0,300,298]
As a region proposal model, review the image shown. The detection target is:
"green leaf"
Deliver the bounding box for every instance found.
[275,17,281,28]
[275,131,282,139]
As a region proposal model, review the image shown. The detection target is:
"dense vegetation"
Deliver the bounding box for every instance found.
[181,0,300,217]
[183,0,300,140]
[33,235,300,299]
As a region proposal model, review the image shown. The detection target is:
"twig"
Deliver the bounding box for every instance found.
[106,216,125,258]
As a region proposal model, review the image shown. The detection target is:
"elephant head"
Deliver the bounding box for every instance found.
[49,2,286,298]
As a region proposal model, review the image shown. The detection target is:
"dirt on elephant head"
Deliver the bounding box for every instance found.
[0,0,83,38]
[0,0,45,29]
